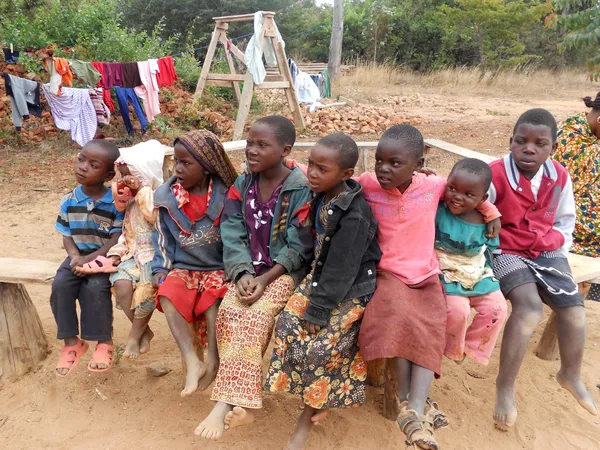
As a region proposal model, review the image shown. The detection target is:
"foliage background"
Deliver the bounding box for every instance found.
[0,0,592,91]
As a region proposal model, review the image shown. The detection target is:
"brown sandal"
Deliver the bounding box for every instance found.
[397,401,439,450]
[425,397,449,430]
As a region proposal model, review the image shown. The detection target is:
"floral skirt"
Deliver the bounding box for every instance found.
[210,275,296,409]
[110,258,156,319]
[265,275,370,410]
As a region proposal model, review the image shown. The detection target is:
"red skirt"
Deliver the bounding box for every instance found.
[156,268,228,323]
[358,271,446,376]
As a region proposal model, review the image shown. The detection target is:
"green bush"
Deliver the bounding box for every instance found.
[174,53,202,92]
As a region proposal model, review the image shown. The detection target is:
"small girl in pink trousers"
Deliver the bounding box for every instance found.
[434,158,508,365]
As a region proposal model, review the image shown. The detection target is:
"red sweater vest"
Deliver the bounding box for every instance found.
[490,156,568,259]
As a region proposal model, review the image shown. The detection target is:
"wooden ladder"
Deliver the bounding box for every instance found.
[193,12,305,140]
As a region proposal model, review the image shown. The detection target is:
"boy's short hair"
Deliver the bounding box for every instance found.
[380,124,424,158]
[85,139,120,169]
[451,158,493,192]
[317,133,359,170]
[513,108,557,143]
[254,115,297,147]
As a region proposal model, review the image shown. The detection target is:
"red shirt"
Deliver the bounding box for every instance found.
[182,193,208,221]
[157,56,178,88]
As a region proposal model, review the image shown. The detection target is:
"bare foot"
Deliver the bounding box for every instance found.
[224,406,255,430]
[311,410,328,423]
[494,383,518,431]
[556,370,599,416]
[194,402,232,440]
[123,337,141,359]
[181,356,206,397]
[197,357,218,391]
[139,328,154,354]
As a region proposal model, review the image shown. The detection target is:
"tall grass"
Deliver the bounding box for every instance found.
[337,62,595,101]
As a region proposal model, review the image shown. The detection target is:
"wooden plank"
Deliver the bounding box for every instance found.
[207,73,246,82]
[212,12,274,22]
[567,253,600,283]
[424,138,495,164]
[227,42,246,66]
[0,258,58,284]
[205,79,236,88]
[233,71,256,140]
[194,26,222,100]
[256,81,291,89]
[223,46,241,104]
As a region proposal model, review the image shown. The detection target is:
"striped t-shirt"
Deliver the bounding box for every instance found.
[55,185,124,255]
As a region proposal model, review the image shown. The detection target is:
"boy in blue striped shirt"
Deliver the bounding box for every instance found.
[51,139,124,376]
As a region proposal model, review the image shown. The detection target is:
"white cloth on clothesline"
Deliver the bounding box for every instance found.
[294,71,321,104]
[42,84,97,147]
[245,11,285,85]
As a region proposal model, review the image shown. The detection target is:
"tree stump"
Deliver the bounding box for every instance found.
[535,281,590,361]
[366,358,385,387]
[383,359,400,420]
[0,282,49,381]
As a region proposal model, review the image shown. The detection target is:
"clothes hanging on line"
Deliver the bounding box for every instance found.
[90,62,115,112]
[134,60,160,122]
[245,11,285,84]
[55,58,73,88]
[89,88,110,126]
[2,48,20,63]
[3,73,41,130]
[156,56,177,87]
[42,84,97,147]
[44,58,64,96]
[288,58,299,84]
[122,62,143,88]
[295,71,321,104]
[69,60,101,86]
[103,62,124,90]
[114,86,148,135]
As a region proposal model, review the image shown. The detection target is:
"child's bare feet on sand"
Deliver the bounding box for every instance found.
[494,383,518,431]
[197,357,218,391]
[181,357,206,397]
[310,410,328,423]
[556,370,599,415]
[194,402,232,440]
[123,337,141,359]
[139,328,154,354]
[224,406,255,430]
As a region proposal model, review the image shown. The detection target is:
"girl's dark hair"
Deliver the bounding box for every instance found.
[583,92,600,110]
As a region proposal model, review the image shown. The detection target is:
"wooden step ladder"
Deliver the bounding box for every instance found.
[193,12,305,140]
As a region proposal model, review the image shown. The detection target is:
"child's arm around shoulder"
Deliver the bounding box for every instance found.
[220,173,254,283]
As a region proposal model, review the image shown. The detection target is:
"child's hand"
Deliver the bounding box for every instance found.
[109,255,121,266]
[486,217,501,238]
[283,158,297,170]
[239,276,267,305]
[70,254,94,277]
[304,320,322,334]
[152,273,167,288]
[236,273,254,298]
[121,175,140,194]
[418,167,437,177]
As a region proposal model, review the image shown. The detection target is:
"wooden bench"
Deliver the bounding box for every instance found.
[0,258,58,381]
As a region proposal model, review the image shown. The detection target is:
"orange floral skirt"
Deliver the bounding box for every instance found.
[210,275,295,409]
[265,274,370,409]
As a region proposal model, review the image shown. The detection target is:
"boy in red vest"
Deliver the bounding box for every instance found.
[489,108,598,430]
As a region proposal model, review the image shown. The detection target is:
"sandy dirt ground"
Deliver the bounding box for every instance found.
[1,84,599,450]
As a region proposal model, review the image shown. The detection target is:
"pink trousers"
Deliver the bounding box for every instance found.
[444,290,507,365]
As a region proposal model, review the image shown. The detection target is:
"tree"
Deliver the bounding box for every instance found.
[437,0,551,67]
[555,0,600,79]
[328,0,344,80]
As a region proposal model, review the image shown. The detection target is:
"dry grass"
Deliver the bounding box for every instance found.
[337,62,596,102]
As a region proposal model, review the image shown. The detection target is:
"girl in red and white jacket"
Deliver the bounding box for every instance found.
[489,108,598,431]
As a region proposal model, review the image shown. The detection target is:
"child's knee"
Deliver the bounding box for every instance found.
[447,296,470,321]
[508,286,544,326]
[556,305,586,328]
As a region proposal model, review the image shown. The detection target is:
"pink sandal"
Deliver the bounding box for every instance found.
[88,343,114,372]
[56,339,89,377]
[79,256,119,274]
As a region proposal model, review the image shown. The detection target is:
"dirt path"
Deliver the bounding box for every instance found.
[1,88,599,449]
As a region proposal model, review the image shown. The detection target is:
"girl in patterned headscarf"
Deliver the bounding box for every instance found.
[151,130,237,397]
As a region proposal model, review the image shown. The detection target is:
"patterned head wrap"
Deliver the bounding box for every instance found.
[174,130,238,188]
